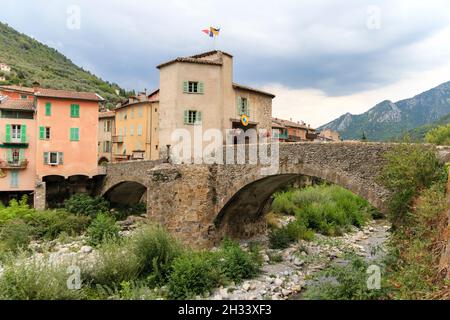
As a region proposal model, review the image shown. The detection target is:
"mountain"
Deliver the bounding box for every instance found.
[0,21,132,107]
[318,81,450,141]
[407,112,450,141]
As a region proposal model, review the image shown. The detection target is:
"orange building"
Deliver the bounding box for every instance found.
[0,85,35,100]
[0,86,103,208]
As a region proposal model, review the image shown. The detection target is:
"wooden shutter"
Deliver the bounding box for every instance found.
[198,82,205,94]
[7,149,12,162]
[75,128,79,140]
[237,97,242,115]
[75,104,80,117]
[21,124,27,143]
[184,110,189,124]
[5,124,11,142]
[45,102,51,116]
[183,81,189,93]
[19,149,24,162]
[70,128,73,140]
[196,111,202,123]
[70,104,74,117]
[246,99,250,117]
[43,152,49,165]
[58,152,64,164]
[39,126,45,140]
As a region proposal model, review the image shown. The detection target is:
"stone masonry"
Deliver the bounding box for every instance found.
[101,142,450,249]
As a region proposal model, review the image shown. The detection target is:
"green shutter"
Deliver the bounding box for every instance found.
[246,99,250,117]
[5,124,11,142]
[197,111,202,123]
[70,128,73,140]
[19,149,24,162]
[237,97,242,115]
[21,124,26,143]
[43,152,49,165]
[39,126,45,140]
[198,82,204,94]
[45,102,51,116]
[183,81,188,93]
[7,149,12,162]
[70,104,80,117]
[58,152,64,164]
[184,110,189,124]
[70,128,79,141]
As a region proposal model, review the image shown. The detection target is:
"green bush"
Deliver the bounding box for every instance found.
[425,124,450,146]
[86,213,119,246]
[218,239,261,283]
[25,210,91,240]
[0,252,85,300]
[130,225,182,285]
[268,221,313,249]
[303,255,389,300]
[64,194,109,217]
[167,251,221,299]
[0,195,34,223]
[0,219,33,252]
[378,143,445,224]
[84,239,141,287]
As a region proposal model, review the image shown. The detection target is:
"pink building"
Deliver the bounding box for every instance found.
[0,87,103,208]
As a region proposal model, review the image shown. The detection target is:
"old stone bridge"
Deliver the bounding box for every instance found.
[100,142,450,248]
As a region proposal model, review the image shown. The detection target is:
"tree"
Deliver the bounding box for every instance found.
[361,131,367,142]
[425,124,450,146]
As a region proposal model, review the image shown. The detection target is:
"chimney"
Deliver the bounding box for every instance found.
[32,81,40,93]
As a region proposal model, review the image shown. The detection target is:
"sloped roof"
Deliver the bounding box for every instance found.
[35,88,104,101]
[233,83,275,98]
[272,117,311,130]
[0,85,34,94]
[0,97,35,111]
[157,50,231,69]
[99,110,115,118]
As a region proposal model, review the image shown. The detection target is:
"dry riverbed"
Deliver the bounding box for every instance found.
[207,219,390,300]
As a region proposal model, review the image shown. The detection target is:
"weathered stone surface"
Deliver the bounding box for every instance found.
[101,142,449,249]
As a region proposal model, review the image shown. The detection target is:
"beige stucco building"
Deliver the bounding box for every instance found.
[112,91,159,161]
[98,110,115,164]
[156,50,275,159]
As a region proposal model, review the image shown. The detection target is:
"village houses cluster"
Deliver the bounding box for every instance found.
[0,51,340,208]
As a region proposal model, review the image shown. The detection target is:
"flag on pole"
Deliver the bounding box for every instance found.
[202,27,220,38]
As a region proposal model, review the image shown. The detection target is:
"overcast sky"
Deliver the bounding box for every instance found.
[1,0,450,127]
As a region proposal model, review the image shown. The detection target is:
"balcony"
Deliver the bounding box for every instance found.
[112,135,123,143]
[1,134,29,145]
[0,159,28,170]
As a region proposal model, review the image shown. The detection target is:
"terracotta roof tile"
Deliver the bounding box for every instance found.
[99,110,115,118]
[35,88,103,101]
[0,98,35,111]
[233,83,275,98]
[0,85,35,94]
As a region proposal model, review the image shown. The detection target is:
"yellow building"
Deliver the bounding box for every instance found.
[112,91,159,161]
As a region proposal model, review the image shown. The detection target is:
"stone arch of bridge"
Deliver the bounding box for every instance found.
[214,163,386,240]
[102,177,148,206]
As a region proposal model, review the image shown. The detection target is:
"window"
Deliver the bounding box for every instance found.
[130,125,134,136]
[122,111,127,120]
[10,171,19,188]
[39,126,51,140]
[11,124,21,141]
[45,102,51,116]
[184,110,202,125]
[70,128,80,141]
[183,81,204,94]
[118,128,123,137]
[137,124,143,136]
[7,124,26,143]
[130,107,134,119]
[44,152,63,165]
[20,95,27,100]
[237,97,250,116]
[138,107,143,118]
[70,104,80,118]
[104,120,111,132]
[104,141,112,153]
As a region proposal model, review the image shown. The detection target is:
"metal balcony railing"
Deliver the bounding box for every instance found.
[1,134,30,144]
[112,135,123,143]
[0,159,28,169]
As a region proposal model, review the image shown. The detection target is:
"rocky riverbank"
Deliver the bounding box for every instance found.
[208,219,390,300]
